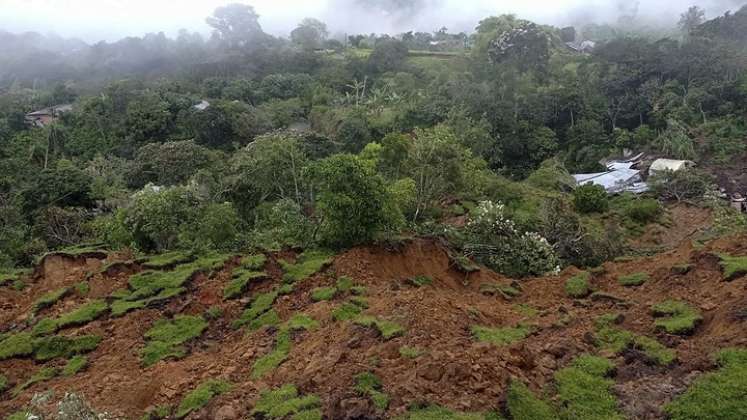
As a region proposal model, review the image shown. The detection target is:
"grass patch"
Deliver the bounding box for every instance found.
[408,275,433,287]
[719,254,747,281]
[31,287,70,315]
[251,384,322,419]
[652,300,703,335]
[311,286,337,302]
[671,264,692,275]
[204,306,223,320]
[223,271,266,299]
[399,346,423,359]
[62,355,87,376]
[354,316,405,339]
[336,276,354,292]
[33,300,108,335]
[565,272,591,298]
[12,366,58,397]
[0,332,35,359]
[252,315,318,379]
[240,254,267,270]
[665,348,747,420]
[232,289,280,329]
[554,355,623,420]
[332,303,363,321]
[398,405,498,419]
[74,281,90,296]
[248,309,281,331]
[142,405,172,420]
[141,315,208,367]
[506,381,556,420]
[33,334,101,361]
[595,314,675,365]
[0,374,7,393]
[514,304,539,318]
[140,251,195,269]
[280,250,333,283]
[175,379,232,418]
[0,268,30,287]
[355,372,390,410]
[471,325,531,346]
[618,272,649,287]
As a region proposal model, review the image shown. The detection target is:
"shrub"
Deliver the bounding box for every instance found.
[618,272,649,287]
[471,325,530,346]
[506,381,556,420]
[649,169,714,202]
[625,199,662,224]
[565,272,591,298]
[665,348,747,420]
[652,300,703,335]
[573,184,609,214]
[249,200,313,251]
[176,380,232,418]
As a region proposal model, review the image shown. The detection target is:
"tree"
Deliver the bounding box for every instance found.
[308,154,397,248]
[367,39,408,73]
[573,184,609,214]
[206,3,265,50]
[488,21,550,74]
[291,18,329,51]
[679,6,706,40]
[130,141,213,187]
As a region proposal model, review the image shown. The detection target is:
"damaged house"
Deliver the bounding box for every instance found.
[573,155,695,195]
[25,104,73,127]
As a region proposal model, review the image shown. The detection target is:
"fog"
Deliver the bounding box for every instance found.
[0,0,744,42]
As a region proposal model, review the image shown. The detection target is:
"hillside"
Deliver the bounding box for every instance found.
[1,205,745,420]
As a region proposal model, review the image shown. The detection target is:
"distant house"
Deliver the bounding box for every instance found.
[573,153,648,194]
[648,159,695,176]
[25,104,73,127]
[565,40,596,54]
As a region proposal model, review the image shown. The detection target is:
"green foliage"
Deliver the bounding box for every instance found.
[399,346,423,359]
[719,254,747,281]
[251,384,322,419]
[336,276,354,292]
[332,303,363,321]
[33,300,108,335]
[554,356,623,420]
[74,281,90,296]
[618,272,649,287]
[573,184,609,214]
[175,379,232,418]
[408,275,433,287]
[248,310,281,331]
[0,332,35,359]
[32,334,101,361]
[624,199,662,224]
[506,381,557,420]
[12,366,58,397]
[204,306,223,320]
[241,254,267,270]
[311,286,337,301]
[140,251,195,269]
[652,300,703,335]
[31,287,70,314]
[354,316,405,339]
[252,315,318,378]
[232,289,279,329]
[471,325,530,346]
[355,372,390,410]
[399,405,497,420]
[280,250,333,283]
[649,169,713,202]
[62,355,88,376]
[665,348,747,420]
[309,154,400,247]
[248,199,313,251]
[595,315,676,365]
[0,374,7,393]
[223,270,266,299]
[653,119,695,160]
[565,272,591,298]
[141,315,208,366]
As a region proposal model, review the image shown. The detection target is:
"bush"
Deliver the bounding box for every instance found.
[649,169,714,202]
[249,199,312,251]
[573,184,609,214]
[565,272,591,298]
[625,199,662,224]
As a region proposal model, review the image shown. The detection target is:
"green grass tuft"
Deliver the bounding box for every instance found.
[140,251,195,269]
[33,300,108,335]
[471,325,531,346]
[408,275,433,287]
[311,286,337,302]
[252,315,318,379]
[248,309,281,331]
[594,314,676,365]
[32,334,101,361]
[332,303,363,321]
[232,289,279,329]
[506,381,556,420]
[240,254,267,270]
[12,366,58,397]
[62,355,88,376]
[223,271,266,299]
[355,372,389,410]
[718,254,747,281]
[665,348,747,420]
[280,250,333,283]
[0,374,7,393]
[175,379,232,418]
[0,332,35,360]
[336,276,354,292]
[74,281,91,296]
[141,315,208,366]
[399,346,423,359]
[354,316,405,339]
[251,384,322,419]
[398,405,498,419]
[554,355,623,420]
[0,268,30,287]
[618,272,649,287]
[565,272,591,298]
[32,287,70,314]
[514,304,539,318]
[652,300,703,335]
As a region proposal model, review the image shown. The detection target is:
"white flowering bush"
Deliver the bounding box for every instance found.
[464,201,559,278]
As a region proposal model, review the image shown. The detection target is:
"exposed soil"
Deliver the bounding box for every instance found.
[1,206,745,420]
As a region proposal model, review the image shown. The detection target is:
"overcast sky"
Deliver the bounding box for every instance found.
[0,0,743,42]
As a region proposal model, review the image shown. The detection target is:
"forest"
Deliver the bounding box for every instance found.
[0,2,747,419]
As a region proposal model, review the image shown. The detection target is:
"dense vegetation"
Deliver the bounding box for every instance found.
[1,3,746,278]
